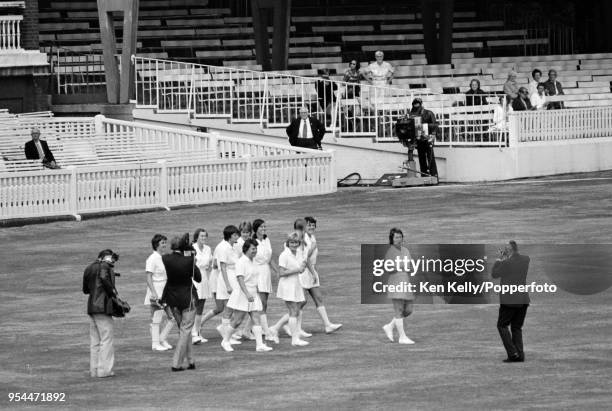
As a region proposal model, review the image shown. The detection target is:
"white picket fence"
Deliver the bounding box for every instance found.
[508,106,612,143]
[0,116,335,221]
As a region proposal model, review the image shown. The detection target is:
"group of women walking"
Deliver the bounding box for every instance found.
[143,217,343,370]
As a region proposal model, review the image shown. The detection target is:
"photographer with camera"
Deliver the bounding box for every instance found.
[161,234,202,371]
[409,98,438,178]
[82,249,121,378]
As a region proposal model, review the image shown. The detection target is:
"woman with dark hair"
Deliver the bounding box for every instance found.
[232,221,255,341]
[191,228,212,345]
[343,59,362,98]
[199,225,240,344]
[465,79,488,106]
[528,69,542,96]
[382,228,416,345]
[252,218,280,343]
[221,239,273,352]
[161,234,201,371]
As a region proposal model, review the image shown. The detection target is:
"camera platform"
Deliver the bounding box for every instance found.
[391,175,438,187]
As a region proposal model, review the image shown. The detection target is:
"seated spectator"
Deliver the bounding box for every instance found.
[528,69,542,96]
[530,83,549,110]
[503,71,519,105]
[286,106,326,150]
[342,60,361,98]
[315,68,338,117]
[512,87,535,111]
[365,50,394,86]
[465,79,489,106]
[543,70,564,109]
[24,128,59,169]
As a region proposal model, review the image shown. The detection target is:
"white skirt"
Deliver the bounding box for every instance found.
[227,286,263,312]
[194,273,211,300]
[215,269,238,300]
[277,274,305,302]
[144,280,166,305]
[256,263,273,293]
[299,267,320,289]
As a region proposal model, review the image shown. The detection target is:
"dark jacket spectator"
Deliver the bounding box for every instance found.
[543,70,564,109]
[162,251,201,311]
[286,107,326,150]
[491,245,530,306]
[24,128,57,168]
[83,256,117,315]
[512,88,535,111]
[316,69,337,114]
[465,79,489,106]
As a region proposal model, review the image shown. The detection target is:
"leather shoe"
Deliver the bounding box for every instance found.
[187,363,196,370]
[171,367,185,372]
[503,355,522,363]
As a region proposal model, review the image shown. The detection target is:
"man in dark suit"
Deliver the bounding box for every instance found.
[161,234,201,372]
[492,240,530,363]
[511,87,535,111]
[285,106,326,150]
[410,98,438,177]
[24,128,59,168]
[543,69,565,109]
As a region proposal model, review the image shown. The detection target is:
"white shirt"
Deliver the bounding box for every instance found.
[193,243,212,273]
[279,248,306,272]
[303,233,318,265]
[216,240,238,270]
[235,255,259,289]
[298,118,313,139]
[34,140,45,159]
[367,61,394,82]
[528,80,539,97]
[530,92,548,110]
[145,251,166,282]
[253,237,272,265]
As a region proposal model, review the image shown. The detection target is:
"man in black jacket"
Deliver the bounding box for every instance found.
[162,234,201,371]
[24,128,59,169]
[492,241,530,363]
[83,249,120,378]
[285,106,326,150]
[410,98,438,177]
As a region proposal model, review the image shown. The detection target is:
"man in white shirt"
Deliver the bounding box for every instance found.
[24,128,59,169]
[285,106,326,150]
[530,83,549,110]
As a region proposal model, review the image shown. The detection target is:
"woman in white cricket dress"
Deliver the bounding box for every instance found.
[191,228,212,345]
[220,239,273,352]
[276,231,309,347]
[252,219,280,344]
[214,225,242,343]
[144,234,174,351]
[232,221,255,340]
[382,228,416,344]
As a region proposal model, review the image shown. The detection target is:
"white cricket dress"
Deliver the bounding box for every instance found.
[144,251,167,305]
[227,255,263,312]
[215,240,239,300]
[193,242,212,299]
[299,233,320,289]
[277,248,306,302]
[253,236,273,293]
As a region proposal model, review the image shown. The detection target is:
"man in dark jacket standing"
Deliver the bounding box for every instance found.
[83,249,119,378]
[285,106,326,150]
[162,234,201,371]
[492,241,530,363]
[410,98,438,177]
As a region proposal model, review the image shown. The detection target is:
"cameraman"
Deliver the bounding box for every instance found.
[162,234,202,371]
[83,249,120,378]
[410,98,438,178]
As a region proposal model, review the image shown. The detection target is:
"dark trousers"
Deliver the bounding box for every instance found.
[416,140,438,177]
[497,304,528,359]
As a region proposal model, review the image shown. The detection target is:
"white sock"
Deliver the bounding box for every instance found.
[272,313,289,332]
[192,314,202,336]
[253,325,264,348]
[317,306,333,327]
[394,318,407,339]
[386,318,396,329]
[223,326,236,343]
[289,316,299,344]
[160,318,174,342]
[260,314,270,334]
[297,311,305,332]
[150,323,160,346]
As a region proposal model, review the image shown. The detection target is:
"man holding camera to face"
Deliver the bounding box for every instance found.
[83,249,120,378]
[161,234,202,372]
[492,241,530,363]
[409,98,438,178]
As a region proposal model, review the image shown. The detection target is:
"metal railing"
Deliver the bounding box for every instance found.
[133,56,509,147]
[0,15,22,50]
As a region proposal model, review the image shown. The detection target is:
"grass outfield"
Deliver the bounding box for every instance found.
[1,174,612,410]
